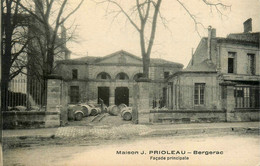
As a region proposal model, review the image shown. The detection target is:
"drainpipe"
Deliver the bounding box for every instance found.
[207,26,212,60]
[217,45,221,72]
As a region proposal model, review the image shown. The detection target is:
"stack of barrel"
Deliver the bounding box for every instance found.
[107,104,132,121]
[107,105,120,116]
[68,104,107,121]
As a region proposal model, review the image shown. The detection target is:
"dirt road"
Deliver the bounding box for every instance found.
[3,133,259,166]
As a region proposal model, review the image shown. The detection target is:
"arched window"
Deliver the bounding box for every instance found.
[96,72,111,80]
[133,73,143,81]
[115,72,129,80]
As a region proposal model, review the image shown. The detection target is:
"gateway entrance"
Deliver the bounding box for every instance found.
[115,87,129,106]
[98,87,110,106]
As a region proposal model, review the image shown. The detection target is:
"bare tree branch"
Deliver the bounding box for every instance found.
[59,0,84,25]
[176,0,206,37]
[94,0,140,31]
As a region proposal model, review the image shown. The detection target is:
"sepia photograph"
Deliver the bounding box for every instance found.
[1,0,259,165]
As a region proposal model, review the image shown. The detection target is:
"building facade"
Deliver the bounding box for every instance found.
[56,50,183,107]
[166,19,259,122]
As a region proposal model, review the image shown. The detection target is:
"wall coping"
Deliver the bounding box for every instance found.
[150,110,226,113]
[232,109,260,112]
[2,111,60,115]
[135,78,151,82]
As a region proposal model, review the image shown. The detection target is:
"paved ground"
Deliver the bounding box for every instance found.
[3,121,259,139]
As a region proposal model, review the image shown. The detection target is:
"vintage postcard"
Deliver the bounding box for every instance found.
[1,0,260,165]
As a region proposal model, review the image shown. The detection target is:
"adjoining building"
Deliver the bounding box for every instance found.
[56,50,183,107]
[163,18,260,123]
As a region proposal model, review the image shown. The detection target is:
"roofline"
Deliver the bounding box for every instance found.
[228,32,260,35]
[217,38,259,47]
[57,49,184,67]
[56,61,183,68]
[167,70,217,80]
[94,50,142,63]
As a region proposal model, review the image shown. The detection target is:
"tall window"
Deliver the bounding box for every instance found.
[194,83,205,105]
[234,86,259,108]
[247,54,255,75]
[70,86,79,103]
[72,69,78,79]
[228,52,236,73]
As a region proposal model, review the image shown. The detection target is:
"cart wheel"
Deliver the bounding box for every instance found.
[75,112,83,121]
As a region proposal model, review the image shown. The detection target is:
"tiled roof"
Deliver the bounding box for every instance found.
[227,32,260,42]
[57,50,183,67]
[71,56,101,63]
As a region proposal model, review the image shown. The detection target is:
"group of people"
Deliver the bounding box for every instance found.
[152,97,165,109]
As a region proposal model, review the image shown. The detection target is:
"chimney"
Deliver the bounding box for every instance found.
[207,26,212,60]
[243,18,252,33]
[211,28,216,38]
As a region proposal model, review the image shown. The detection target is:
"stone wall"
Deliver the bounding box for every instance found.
[2,111,60,129]
[150,110,226,124]
[227,109,260,122]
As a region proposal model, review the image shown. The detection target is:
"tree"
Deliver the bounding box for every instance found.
[18,0,84,76]
[18,0,84,107]
[1,0,84,111]
[96,0,230,78]
[1,0,32,111]
[1,0,30,81]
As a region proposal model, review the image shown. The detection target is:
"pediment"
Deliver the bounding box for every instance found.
[95,50,142,65]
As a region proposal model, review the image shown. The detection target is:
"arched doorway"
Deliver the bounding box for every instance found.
[115,87,129,106]
[98,87,110,106]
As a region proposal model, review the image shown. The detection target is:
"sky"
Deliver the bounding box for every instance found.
[66,0,260,67]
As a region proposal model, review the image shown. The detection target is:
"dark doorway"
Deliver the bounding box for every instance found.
[98,87,110,106]
[115,87,129,106]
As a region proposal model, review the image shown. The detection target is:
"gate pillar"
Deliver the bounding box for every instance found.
[132,79,151,124]
[46,75,62,127]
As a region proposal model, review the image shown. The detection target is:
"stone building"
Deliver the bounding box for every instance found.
[56,50,183,107]
[164,19,260,122]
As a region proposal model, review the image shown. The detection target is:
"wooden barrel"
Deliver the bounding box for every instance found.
[90,107,101,116]
[81,104,91,116]
[68,105,82,120]
[10,106,27,111]
[108,105,119,116]
[120,106,131,117]
[88,104,95,108]
[118,103,127,112]
[121,107,132,121]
